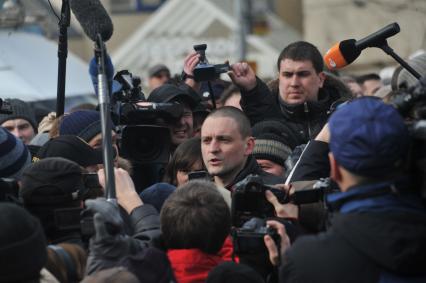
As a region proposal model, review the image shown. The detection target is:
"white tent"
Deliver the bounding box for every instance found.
[112,0,301,82]
[0,30,94,101]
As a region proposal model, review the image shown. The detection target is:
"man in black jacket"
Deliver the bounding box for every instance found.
[201,106,284,191]
[229,41,351,145]
[269,97,426,282]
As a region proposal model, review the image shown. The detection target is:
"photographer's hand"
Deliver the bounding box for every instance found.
[264,220,290,266]
[97,168,143,214]
[85,198,136,273]
[265,188,299,220]
[228,62,257,91]
[183,51,201,90]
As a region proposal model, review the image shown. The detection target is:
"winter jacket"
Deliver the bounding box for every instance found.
[279,181,426,283]
[167,237,235,283]
[240,76,351,146]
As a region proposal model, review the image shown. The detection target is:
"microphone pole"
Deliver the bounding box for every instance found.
[95,34,116,204]
[56,0,70,117]
[377,41,422,80]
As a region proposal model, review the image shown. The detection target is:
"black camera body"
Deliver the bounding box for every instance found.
[232,175,287,227]
[193,44,230,82]
[232,218,280,255]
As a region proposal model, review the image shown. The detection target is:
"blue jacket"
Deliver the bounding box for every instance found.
[280,181,426,283]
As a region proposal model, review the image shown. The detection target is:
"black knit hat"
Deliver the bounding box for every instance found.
[20,157,85,205]
[252,120,295,166]
[0,203,47,282]
[59,110,104,143]
[20,157,85,239]
[0,99,38,131]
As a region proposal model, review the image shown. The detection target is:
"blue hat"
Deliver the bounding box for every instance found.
[0,126,31,179]
[329,97,409,177]
[59,110,104,143]
[139,182,176,212]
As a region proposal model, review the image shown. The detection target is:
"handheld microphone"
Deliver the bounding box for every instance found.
[324,22,400,70]
[70,0,113,42]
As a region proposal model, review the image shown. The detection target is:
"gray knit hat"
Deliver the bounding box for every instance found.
[391,52,426,90]
[252,120,293,166]
[0,99,38,131]
[0,126,31,179]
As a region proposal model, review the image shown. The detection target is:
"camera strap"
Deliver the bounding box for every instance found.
[48,244,78,282]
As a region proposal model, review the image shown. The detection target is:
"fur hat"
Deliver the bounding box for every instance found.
[0,98,38,131]
[0,203,47,282]
[0,126,31,179]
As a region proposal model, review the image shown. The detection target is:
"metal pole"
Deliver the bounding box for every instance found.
[56,0,70,117]
[234,0,249,61]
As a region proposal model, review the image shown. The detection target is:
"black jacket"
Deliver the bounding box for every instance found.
[279,182,426,283]
[240,76,351,145]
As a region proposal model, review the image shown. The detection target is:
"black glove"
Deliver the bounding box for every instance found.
[85,198,130,259]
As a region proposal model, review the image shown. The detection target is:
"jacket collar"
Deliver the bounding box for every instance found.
[327,180,424,214]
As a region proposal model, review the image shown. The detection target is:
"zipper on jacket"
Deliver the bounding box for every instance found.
[304,102,312,139]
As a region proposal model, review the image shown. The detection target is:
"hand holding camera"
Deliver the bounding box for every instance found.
[264,220,291,266]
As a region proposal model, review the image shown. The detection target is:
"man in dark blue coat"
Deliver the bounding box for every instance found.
[274,97,426,283]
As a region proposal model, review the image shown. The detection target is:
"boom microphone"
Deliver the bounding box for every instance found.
[70,0,113,41]
[324,23,400,69]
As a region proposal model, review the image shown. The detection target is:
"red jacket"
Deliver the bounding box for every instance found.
[167,237,236,283]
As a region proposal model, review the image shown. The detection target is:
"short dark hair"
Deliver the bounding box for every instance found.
[160,180,230,254]
[163,137,203,186]
[206,106,252,138]
[277,41,324,73]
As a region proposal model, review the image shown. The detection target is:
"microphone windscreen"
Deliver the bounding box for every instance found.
[70,0,113,41]
[324,39,360,70]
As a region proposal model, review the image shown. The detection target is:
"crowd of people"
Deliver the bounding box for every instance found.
[0,39,425,283]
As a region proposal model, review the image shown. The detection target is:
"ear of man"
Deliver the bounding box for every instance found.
[244,137,255,156]
[329,152,342,183]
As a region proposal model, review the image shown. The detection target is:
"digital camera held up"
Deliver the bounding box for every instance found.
[193,44,230,82]
[231,174,287,228]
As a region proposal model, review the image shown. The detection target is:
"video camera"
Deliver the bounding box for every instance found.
[193,44,230,82]
[389,75,426,197]
[109,70,184,189]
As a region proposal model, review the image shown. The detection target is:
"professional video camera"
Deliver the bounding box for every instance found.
[110,70,185,189]
[389,75,426,197]
[193,44,230,82]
